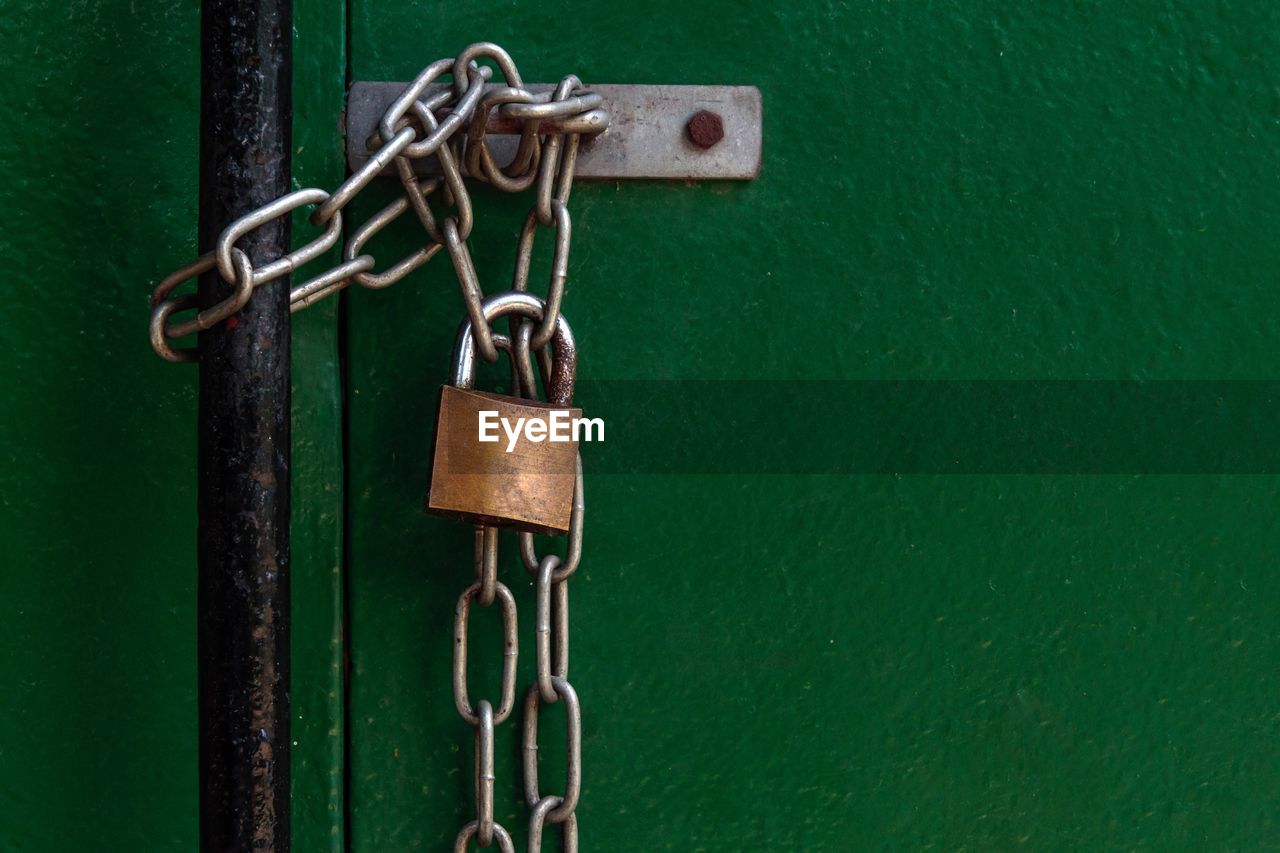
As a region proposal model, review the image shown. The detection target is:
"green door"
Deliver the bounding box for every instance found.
[5,1,1280,851]
[343,2,1280,850]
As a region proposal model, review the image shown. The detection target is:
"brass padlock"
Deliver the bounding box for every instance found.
[427,293,581,534]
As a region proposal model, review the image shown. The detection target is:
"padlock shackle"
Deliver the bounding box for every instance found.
[451,292,576,405]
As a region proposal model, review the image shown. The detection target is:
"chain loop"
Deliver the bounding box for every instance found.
[511,317,554,399]
[381,59,490,160]
[528,796,579,853]
[465,86,543,192]
[149,294,201,363]
[453,820,514,853]
[452,42,523,96]
[501,91,604,123]
[474,699,496,846]
[343,179,445,289]
[531,77,586,223]
[535,132,579,228]
[443,218,499,363]
[453,581,518,725]
[149,248,254,361]
[312,124,416,226]
[395,100,473,243]
[522,676,581,823]
[534,555,570,703]
[288,255,376,310]
[214,188,342,286]
[512,201,572,350]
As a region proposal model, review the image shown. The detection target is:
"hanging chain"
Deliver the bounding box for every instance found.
[454,523,519,850]
[453,457,583,852]
[509,314,586,852]
[146,41,601,852]
[442,54,591,845]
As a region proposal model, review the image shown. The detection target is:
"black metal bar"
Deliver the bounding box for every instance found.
[197,0,292,849]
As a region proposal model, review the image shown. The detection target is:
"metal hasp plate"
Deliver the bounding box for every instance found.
[347,83,762,180]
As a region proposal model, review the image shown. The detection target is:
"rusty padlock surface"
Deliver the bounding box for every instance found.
[427,292,581,534]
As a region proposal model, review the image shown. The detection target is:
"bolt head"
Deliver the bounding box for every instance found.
[686,110,724,149]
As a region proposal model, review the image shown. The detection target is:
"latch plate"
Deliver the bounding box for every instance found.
[346,83,762,181]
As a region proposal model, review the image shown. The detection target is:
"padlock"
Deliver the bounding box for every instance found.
[427,292,581,534]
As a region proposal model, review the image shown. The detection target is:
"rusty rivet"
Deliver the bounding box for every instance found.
[686,110,724,149]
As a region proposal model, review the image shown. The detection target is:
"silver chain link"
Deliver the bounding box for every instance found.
[147,41,600,851]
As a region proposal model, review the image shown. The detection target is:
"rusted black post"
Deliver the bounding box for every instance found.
[197,0,292,849]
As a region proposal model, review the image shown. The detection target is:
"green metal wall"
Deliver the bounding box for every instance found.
[3,0,1280,850]
[344,2,1280,850]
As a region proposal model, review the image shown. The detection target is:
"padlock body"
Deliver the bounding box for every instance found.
[427,386,581,534]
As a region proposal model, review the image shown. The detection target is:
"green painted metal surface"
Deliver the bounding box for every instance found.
[343,2,1280,851]
[0,0,344,849]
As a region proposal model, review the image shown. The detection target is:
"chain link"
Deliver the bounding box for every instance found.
[528,796,578,853]
[453,579,519,726]
[522,676,582,823]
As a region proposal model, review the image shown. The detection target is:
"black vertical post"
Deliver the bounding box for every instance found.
[197,0,292,849]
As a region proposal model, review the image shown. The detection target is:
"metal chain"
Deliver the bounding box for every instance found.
[147,41,608,365]
[148,41,600,851]
[454,520,519,850]
[453,327,585,852]
[451,86,588,846]
[508,314,585,852]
